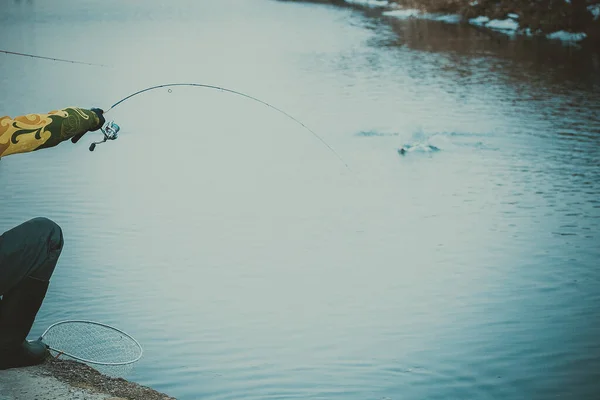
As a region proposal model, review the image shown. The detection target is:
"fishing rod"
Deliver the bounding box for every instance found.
[1,49,108,67]
[94,83,350,170]
[3,49,349,169]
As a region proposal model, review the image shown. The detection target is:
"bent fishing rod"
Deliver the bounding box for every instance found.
[3,49,350,169]
[93,83,350,170]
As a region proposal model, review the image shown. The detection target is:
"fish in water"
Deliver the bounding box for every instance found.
[398,143,440,155]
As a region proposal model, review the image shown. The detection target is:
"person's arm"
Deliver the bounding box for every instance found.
[0,107,105,158]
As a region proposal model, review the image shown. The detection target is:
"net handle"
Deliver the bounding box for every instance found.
[39,319,144,366]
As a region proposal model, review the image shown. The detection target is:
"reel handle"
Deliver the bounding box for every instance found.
[89,121,120,151]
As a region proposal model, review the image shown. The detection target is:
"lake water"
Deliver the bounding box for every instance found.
[1,0,600,399]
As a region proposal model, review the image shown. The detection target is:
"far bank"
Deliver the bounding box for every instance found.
[289,0,600,45]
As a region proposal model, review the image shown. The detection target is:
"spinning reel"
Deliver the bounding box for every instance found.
[89,120,120,151]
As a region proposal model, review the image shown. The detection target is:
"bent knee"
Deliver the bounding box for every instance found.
[27,217,64,253]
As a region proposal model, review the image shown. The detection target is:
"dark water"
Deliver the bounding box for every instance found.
[1,0,600,399]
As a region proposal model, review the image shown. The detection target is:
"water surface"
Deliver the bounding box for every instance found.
[1,0,599,399]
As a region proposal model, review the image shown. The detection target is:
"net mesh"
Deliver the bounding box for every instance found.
[40,321,142,367]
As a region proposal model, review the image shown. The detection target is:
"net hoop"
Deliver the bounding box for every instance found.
[39,319,143,366]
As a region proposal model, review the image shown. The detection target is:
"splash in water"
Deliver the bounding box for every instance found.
[397,142,441,155]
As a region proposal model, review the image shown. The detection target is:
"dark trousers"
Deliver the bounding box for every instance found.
[0,217,63,296]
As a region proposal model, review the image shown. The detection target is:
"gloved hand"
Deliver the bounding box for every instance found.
[0,106,108,158]
[71,108,105,143]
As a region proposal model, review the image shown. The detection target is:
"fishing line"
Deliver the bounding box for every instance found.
[105,83,350,170]
[1,49,108,67]
[3,50,350,170]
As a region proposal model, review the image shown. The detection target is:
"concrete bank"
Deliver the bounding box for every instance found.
[0,359,175,400]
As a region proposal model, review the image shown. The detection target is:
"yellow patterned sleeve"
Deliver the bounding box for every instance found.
[0,107,101,158]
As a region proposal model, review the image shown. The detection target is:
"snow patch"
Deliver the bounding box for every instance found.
[546,30,587,42]
[588,4,600,21]
[431,14,461,23]
[344,0,389,7]
[382,5,592,43]
[469,15,489,26]
[486,18,519,32]
[383,9,461,24]
[468,15,520,36]
[382,9,420,18]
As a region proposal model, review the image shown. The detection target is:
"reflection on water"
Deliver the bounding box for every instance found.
[360,7,600,91]
[1,0,599,399]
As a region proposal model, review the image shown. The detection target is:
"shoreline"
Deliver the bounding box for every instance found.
[0,358,176,400]
[323,0,600,46]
